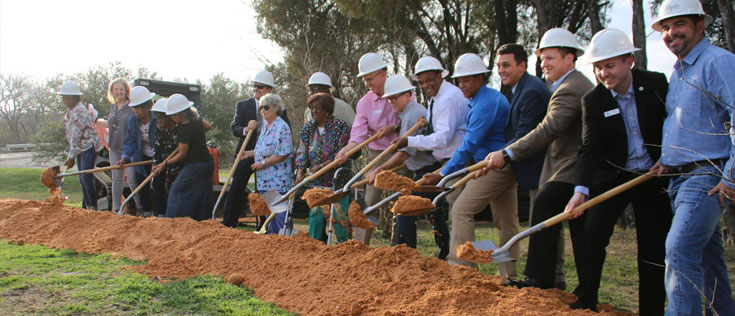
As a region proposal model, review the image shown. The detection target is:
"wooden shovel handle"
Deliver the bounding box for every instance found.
[215,127,255,201]
[415,166,444,186]
[452,170,478,189]
[59,160,153,176]
[307,132,381,181]
[467,160,489,173]
[543,171,655,228]
[360,121,424,173]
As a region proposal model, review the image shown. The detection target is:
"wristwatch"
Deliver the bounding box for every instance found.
[502,150,512,164]
[260,159,266,166]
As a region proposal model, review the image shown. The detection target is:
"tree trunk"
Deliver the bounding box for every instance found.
[718,0,735,53]
[632,0,648,69]
[586,0,604,33]
[532,0,552,78]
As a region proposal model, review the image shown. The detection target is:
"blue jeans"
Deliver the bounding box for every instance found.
[665,165,735,315]
[76,147,97,210]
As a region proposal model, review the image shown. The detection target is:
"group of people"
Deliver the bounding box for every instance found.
[61,0,733,314]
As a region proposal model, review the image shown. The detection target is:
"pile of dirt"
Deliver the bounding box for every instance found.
[347,201,374,230]
[374,170,415,194]
[391,195,435,216]
[0,199,631,316]
[457,241,493,264]
[248,193,270,216]
[302,187,334,208]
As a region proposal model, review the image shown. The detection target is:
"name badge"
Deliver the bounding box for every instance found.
[373,109,383,115]
[604,108,620,118]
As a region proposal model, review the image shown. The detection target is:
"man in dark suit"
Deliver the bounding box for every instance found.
[222,70,290,228]
[563,29,671,314]
[446,44,548,281]
[483,28,593,290]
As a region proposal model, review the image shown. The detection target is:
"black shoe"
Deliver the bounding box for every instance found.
[569,300,598,312]
[504,278,549,289]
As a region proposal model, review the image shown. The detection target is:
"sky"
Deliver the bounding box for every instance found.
[1,0,677,85]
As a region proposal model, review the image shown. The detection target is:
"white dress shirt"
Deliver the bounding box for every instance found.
[407,80,468,160]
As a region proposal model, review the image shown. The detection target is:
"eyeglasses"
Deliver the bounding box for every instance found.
[387,92,407,103]
[309,106,324,112]
[254,84,268,90]
[258,104,270,111]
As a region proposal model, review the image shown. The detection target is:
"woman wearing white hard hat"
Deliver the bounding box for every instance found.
[152,94,213,221]
[59,80,104,210]
[240,93,293,234]
[150,98,180,216]
[117,86,157,217]
[95,78,136,214]
[303,72,356,126]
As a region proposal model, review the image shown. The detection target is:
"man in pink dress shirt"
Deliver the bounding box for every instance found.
[336,52,400,245]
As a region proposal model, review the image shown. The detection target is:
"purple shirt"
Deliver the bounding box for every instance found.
[348,91,399,150]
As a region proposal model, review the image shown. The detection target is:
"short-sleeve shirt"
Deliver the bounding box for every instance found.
[177,119,212,164]
[255,116,294,193]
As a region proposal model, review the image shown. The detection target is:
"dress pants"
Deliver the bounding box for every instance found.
[222,156,255,227]
[524,181,586,289]
[447,164,519,279]
[576,172,671,316]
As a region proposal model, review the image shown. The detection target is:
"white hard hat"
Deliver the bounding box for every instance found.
[129,86,156,107]
[166,93,194,115]
[451,53,489,78]
[413,56,449,80]
[357,53,388,77]
[307,72,333,87]
[652,0,712,31]
[583,28,641,64]
[152,97,168,113]
[57,81,83,95]
[382,75,415,98]
[253,70,275,87]
[534,28,585,57]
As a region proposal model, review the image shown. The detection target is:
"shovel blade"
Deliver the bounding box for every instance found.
[472,239,498,251]
[262,190,289,213]
[471,239,515,263]
[312,190,349,207]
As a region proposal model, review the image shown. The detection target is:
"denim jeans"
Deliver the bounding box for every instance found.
[76,147,98,210]
[665,165,735,315]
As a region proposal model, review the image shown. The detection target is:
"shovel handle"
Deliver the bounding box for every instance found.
[58,160,153,177]
[452,170,478,189]
[543,171,655,229]
[307,132,381,181]
[415,166,444,186]
[212,127,255,218]
[360,121,424,173]
[117,148,180,215]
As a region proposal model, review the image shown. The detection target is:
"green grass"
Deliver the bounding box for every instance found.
[0,240,294,316]
[0,168,83,206]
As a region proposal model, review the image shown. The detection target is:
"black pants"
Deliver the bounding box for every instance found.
[576,173,671,316]
[524,181,586,289]
[152,171,167,216]
[222,157,255,227]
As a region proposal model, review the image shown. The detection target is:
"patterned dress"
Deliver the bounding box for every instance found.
[154,124,182,190]
[295,115,350,187]
[254,116,293,194]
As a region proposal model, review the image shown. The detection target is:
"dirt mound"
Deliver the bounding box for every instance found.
[0,199,630,316]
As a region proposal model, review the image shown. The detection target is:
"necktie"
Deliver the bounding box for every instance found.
[426,98,435,135]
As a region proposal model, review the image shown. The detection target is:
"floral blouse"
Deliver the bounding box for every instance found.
[154,124,182,188]
[254,116,293,193]
[295,115,350,187]
[65,103,103,159]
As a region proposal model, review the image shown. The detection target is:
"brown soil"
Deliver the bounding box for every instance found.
[248,193,270,216]
[0,198,632,316]
[347,201,375,230]
[391,195,435,216]
[374,170,415,194]
[40,167,58,191]
[457,241,493,264]
[302,187,334,208]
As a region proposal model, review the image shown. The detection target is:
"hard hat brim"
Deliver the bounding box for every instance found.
[652,13,713,31]
[166,101,194,115]
[56,91,83,96]
[584,47,641,64]
[534,46,585,57]
[412,69,449,81]
[252,80,274,88]
[382,86,415,98]
[129,93,156,107]
[357,66,387,78]
[450,69,489,78]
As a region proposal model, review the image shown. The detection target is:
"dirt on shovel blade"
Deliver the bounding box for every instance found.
[0,198,633,316]
[248,193,271,216]
[347,201,375,230]
[390,195,434,215]
[374,170,415,194]
[40,167,58,192]
[457,241,494,264]
[302,187,334,208]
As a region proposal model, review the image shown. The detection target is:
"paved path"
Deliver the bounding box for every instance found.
[0,152,49,169]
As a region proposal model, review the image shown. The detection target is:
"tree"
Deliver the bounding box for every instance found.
[718,0,735,52]
[652,0,734,52]
[200,73,251,163]
[632,0,648,69]
[0,74,34,143]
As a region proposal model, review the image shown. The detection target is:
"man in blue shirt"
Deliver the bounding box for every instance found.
[652,0,735,314]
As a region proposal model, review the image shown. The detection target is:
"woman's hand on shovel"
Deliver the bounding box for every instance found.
[152,162,166,176]
[64,157,75,169]
[564,191,587,219]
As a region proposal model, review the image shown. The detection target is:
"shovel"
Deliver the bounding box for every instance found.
[473,171,655,264]
[357,166,445,216]
[254,191,298,234]
[431,162,488,204]
[117,149,180,215]
[310,163,407,207]
[262,132,383,213]
[46,160,153,190]
[211,126,255,219]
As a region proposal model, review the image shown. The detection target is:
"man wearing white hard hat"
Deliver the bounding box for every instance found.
[365,74,445,257]
[223,70,291,228]
[483,28,593,291]
[117,86,157,217]
[652,0,735,314]
[335,52,400,245]
[59,80,104,210]
[445,44,550,280]
[561,28,671,313]
[303,72,355,126]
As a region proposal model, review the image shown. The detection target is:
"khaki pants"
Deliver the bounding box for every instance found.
[446,165,520,279]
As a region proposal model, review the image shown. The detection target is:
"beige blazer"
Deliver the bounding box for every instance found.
[506,70,594,185]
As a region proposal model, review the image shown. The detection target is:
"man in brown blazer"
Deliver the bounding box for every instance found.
[483,28,594,290]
